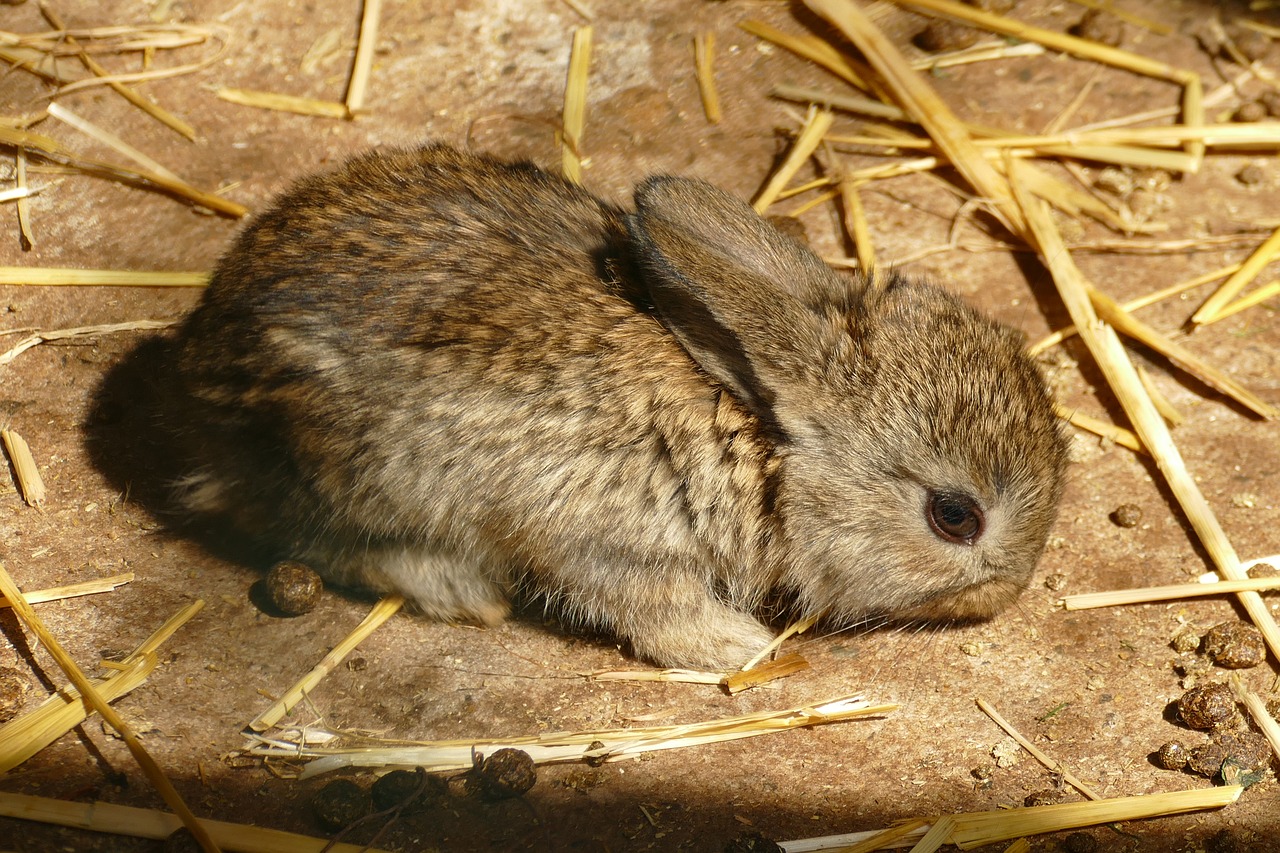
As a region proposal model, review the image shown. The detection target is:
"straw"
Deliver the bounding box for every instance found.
[1062,574,1280,610]
[37,3,195,140]
[0,792,387,853]
[560,25,593,183]
[216,88,349,119]
[805,0,1024,234]
[753,107,835,213]
[0,319,176,367]
[0,563,220,852]
[1189,224,1280,327]
[1053,404,1144,453]
[344,0,382,115]
[248,595,403,732]
[0,267,209,286]
[1210,280,1280,324]
[249,693,895,778]
[47,102,183,183]
[694,32,722,124]
[0,572,133,608]
[15,148,34,249]
[1,429,46,508]
[975,698,1102,800]
[1010,169,1280,667]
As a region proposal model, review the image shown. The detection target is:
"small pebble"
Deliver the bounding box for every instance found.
[310,779,370,831]
[724,830,784,853]
[466,747,537,800]
[1236,163,1267,186]
[1247,562,1278,579]
[0,665,31,724]
[1177,683,1238,729]
[971,764,995,789]
[1043,572,1067,592]
[1109,503,1142,528]
[1233,100,1267,123]
[1186,730,1272,779]
[1154,741,1188,770]
[1062,831,1099,853]
[913,19,980,52]
[1069,9,1123,47]
[1202,621,1266,669]
[1171,628,1201,654]
[265,560,324,615]
[371,768,447,813]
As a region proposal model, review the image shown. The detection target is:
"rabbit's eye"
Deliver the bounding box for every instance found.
[926,491,984,544]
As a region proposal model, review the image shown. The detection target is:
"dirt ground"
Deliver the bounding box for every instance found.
[2,0,1279,851]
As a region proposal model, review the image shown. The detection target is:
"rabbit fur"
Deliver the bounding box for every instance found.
[167,143,1069,669]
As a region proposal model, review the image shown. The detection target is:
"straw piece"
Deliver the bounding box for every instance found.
[907,817,954,853]
[1010,166,1280,668]
[1053,403,1144,453]
[559,25,593,184]
[0,563,220,852]
[0,572,134,608]
[742,612,820,670]
[216,87,349,119]
[1210,280,1280,324]
[780,819,929,853]
[251,693,896,778]
[0,267,208,286]
[1002,840,1031,853]
[738,20,870,90]
[1231,675,1280,768]
[1190,224,1280,327]
[890,0,1192,83]
[0,792,386,853]
[693,32,722,124]
[0,126,247,217]
[1064,0,1172,36]
[344,0,382,115]
[47,102,182,182]
[948,786,1242,849]
[1062,575,1280,610]
[1029,254,1280,355]
[771,83,906,122]
[837,176,876,272]
[806,0,1024,234]
[248,594,403,732]
[976,698,1102,799]
[753,107,834,213]
[15,148,34,249]
[38,3,195,140]
[0,655,155,775]
[1135,364,1185,426]
[0,319,176,367]
[1088,287,1279,420]
[2,429,46,508]
[588,668,723,685]
[723,653,810,694]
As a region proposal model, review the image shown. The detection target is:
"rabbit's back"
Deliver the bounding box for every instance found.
[170,145,776,622]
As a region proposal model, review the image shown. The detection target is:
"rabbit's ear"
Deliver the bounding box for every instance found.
[628,176,846,426]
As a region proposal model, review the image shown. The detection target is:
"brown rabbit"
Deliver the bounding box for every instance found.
[167,143,1069,669]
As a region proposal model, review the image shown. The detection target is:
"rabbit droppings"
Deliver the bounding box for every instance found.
[168,144,1069,670]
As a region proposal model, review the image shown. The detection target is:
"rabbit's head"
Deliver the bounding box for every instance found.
[629,177,1068,629]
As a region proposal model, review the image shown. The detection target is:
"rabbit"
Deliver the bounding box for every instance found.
[165,142,1069,670]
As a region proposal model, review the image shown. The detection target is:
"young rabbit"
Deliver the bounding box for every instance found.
[168,143,1069,670]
